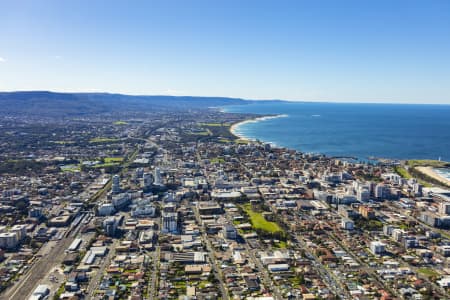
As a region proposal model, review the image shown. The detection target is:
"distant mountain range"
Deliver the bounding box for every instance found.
[0,91,263,117]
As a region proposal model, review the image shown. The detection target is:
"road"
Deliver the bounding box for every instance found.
[220,207,284,300]
[243,242,284,300]
[148,246,160,300]
[85,239,119,299]
[193,206,229,300]
[326,229,399,298]
[292,232,350,299]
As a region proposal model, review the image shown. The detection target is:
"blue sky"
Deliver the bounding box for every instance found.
[1,0,450,103]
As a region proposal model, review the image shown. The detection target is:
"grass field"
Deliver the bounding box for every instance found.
[417,268,439,277]
[188,130,211,136]
[89,137,120,143]
[234,139,249,144]
[54,141,75,145]
[274,240,287,248]
[393,166,412,179]
[407,159,449,167]
[93,163,120,168]
[104,157,124,163]
[210,157,225,164]
[242,204,282,233]
[113,121,128,125]
[199,122,228,127]
[394,165,432,187]
[60,164,80,172]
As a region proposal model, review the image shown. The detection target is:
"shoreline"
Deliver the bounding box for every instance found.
[415,166,450,187]
[223,107,450,172]
[229,114,288,141]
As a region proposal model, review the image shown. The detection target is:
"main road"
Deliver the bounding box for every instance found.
[193,206,229,300]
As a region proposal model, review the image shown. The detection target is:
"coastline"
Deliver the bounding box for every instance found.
[229,114,288,141]
[223,108,450,191]
[416,166,450,187]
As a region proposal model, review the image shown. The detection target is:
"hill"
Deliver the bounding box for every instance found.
[0,91,251,117]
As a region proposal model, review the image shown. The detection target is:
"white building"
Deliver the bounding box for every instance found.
[375,184,388,199]
[112,193,131,209]
[341,219,354,230]
[153,167,163,186]
[98,203,116,216]
[370,241,386,255]
[162,212,178,233]
[131,204,156,217]
[268,263,290,272]
[381,173,402,185]
[383,224,395,236]
[357,187,371,202]
[11,224,27,240]
[112,174,120,194]
[103,217,119,236]
[30,285,50,300]
[222,224,237,239]
[0,232,18,249]
[392,228,405,242]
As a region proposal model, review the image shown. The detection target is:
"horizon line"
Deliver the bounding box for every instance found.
[1,89,449,106]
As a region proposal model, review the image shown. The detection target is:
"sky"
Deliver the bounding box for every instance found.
[1,0,450,104]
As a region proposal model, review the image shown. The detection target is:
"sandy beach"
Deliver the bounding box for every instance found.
[229,114,288,141]
[415,166,450,186]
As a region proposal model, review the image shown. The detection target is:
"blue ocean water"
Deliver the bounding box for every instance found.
[224,102,450,161]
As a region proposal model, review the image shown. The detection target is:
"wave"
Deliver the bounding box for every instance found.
[230,114,288,141]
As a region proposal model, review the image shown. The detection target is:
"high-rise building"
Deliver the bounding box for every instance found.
[154,167,163,186]
[359,205,375,219]
[392,228,405,242]
[341,219,354,230]
[374,184,387,199]
[143,172,154,188]
[357,186,370,202]
[0,232,18,249]
[103,217,119,237]
[370,241,386,255]
[383,224,395,236]
[112,174,120,194]
[135,168,144,179]
[413,183,423,196]
[162,212,178,233]
[223,224,237,239]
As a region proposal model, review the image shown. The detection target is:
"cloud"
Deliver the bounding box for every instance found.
[0,57,5,63]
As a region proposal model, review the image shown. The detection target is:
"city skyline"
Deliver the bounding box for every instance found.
[1,0,450,104]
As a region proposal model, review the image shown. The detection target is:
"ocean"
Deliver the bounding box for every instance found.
[223,102,450,161]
